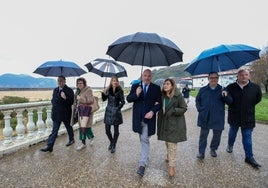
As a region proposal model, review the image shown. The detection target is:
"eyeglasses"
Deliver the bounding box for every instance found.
[77,82,84,84]
[209,77,219,79]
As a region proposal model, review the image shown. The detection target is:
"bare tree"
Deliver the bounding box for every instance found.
[251,46,268,93]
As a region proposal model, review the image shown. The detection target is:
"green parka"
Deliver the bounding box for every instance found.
[157,88,187,143]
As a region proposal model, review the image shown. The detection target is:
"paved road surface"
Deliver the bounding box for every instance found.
[0,97,267,187]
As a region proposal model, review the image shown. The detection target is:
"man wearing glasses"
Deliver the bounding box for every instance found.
[41,76,75,152]
[196,72,232,160]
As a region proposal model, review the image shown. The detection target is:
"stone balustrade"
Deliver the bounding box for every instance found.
[0,98,132,156]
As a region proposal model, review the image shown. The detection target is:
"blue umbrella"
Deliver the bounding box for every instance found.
[85,58,127,87]
[106,32,183,74]
[184,44,260,75]
[33,60,86,77]
[130,79,141,85]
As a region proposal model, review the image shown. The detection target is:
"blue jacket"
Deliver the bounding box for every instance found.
[195,84,232,130]
[127,82,162,136]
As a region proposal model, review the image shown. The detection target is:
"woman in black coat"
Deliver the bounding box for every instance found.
[102,76,125,153]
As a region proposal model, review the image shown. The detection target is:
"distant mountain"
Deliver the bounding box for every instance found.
[0,73,57,88]
[152,63,191,81]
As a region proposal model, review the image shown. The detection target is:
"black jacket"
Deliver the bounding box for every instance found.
[226,81,262,128]
[51,85,74,123]
[102,87,125,125]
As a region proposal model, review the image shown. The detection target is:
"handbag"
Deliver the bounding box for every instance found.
[91,96,100,113]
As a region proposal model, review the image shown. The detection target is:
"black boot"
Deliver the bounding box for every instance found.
[111,143,116,153]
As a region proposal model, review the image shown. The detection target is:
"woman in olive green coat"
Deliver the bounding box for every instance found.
[157,78,187,178]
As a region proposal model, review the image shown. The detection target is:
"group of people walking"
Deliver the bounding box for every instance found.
[41,68,262,179]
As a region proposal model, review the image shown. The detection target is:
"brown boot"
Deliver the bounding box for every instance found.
[168,166,175,178]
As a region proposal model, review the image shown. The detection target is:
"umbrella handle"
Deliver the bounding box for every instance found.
[104,77,107,89]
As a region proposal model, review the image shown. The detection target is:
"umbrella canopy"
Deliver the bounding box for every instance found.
[33,60,86,77]
[130,79,141,85]
[154,78,165,87]
[179,80,193,85]
[85,58,127,78]
[184,44,260,75]
[85,58,127,87]
[106,32,183,74]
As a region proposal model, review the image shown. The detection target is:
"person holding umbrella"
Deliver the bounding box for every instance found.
[41,76,75,152]
[127,69,162,177]
[74,77,95,150]
[195,72,232,160]
[101,76,125,153]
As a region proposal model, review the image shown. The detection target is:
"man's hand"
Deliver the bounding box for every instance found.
[136,86,142,96]
[144,111,154,119]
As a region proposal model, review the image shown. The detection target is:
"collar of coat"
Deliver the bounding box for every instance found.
[162,88,181,113]
[79,86,92,94]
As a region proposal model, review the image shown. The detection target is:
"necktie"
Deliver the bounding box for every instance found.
[143,85,148,97]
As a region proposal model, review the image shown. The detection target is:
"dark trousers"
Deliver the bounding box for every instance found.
[47,120,74,148]
[198,128,222,154]
[105,124,119,145]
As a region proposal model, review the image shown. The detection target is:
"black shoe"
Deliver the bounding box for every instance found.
[226,145,233,153]
[66,140,75,147]
[196,153,205,160]
[210,150,217,157]
[111,145,116,153]
[108,144,112,151]
[40,146,53,152]
[137,166,145,177]
[245,157,262,168]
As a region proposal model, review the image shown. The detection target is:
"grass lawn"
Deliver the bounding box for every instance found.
[190,90,268,124]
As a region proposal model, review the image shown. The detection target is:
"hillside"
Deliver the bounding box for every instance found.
[0,73,57,88]
[152,63,190,81]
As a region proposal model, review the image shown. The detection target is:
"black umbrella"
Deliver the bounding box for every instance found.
[106,32,183,75]
[85,58,127,87]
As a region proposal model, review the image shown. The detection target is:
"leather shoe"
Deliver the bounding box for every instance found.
[137,166,145,177]
[40,146,53,152]
[196,153,205,160]
[66,140,75,147]
[226,145,233,153]
[210,150,217,157]
[245,157,261,168]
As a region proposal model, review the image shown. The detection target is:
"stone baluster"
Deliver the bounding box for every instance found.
[2,110,13,146]
[27,108,35,139]
[15,109,25,141]
[45,106,52,134]
[36,107,44,136]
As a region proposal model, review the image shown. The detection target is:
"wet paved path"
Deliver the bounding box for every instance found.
[0,97,267,188]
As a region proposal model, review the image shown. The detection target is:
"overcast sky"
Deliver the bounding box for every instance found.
[1,0,267,87]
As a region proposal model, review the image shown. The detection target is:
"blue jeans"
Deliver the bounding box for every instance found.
[198,128,222,154]
[228,125,253,158]
[139,121,150,167]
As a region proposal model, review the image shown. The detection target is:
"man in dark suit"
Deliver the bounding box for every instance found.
[41,76,75,152]
[127,69,162,177]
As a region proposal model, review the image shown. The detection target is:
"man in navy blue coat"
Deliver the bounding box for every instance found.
[41,76,75,152]
[127,69,162,177]
[196,72,232,160]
